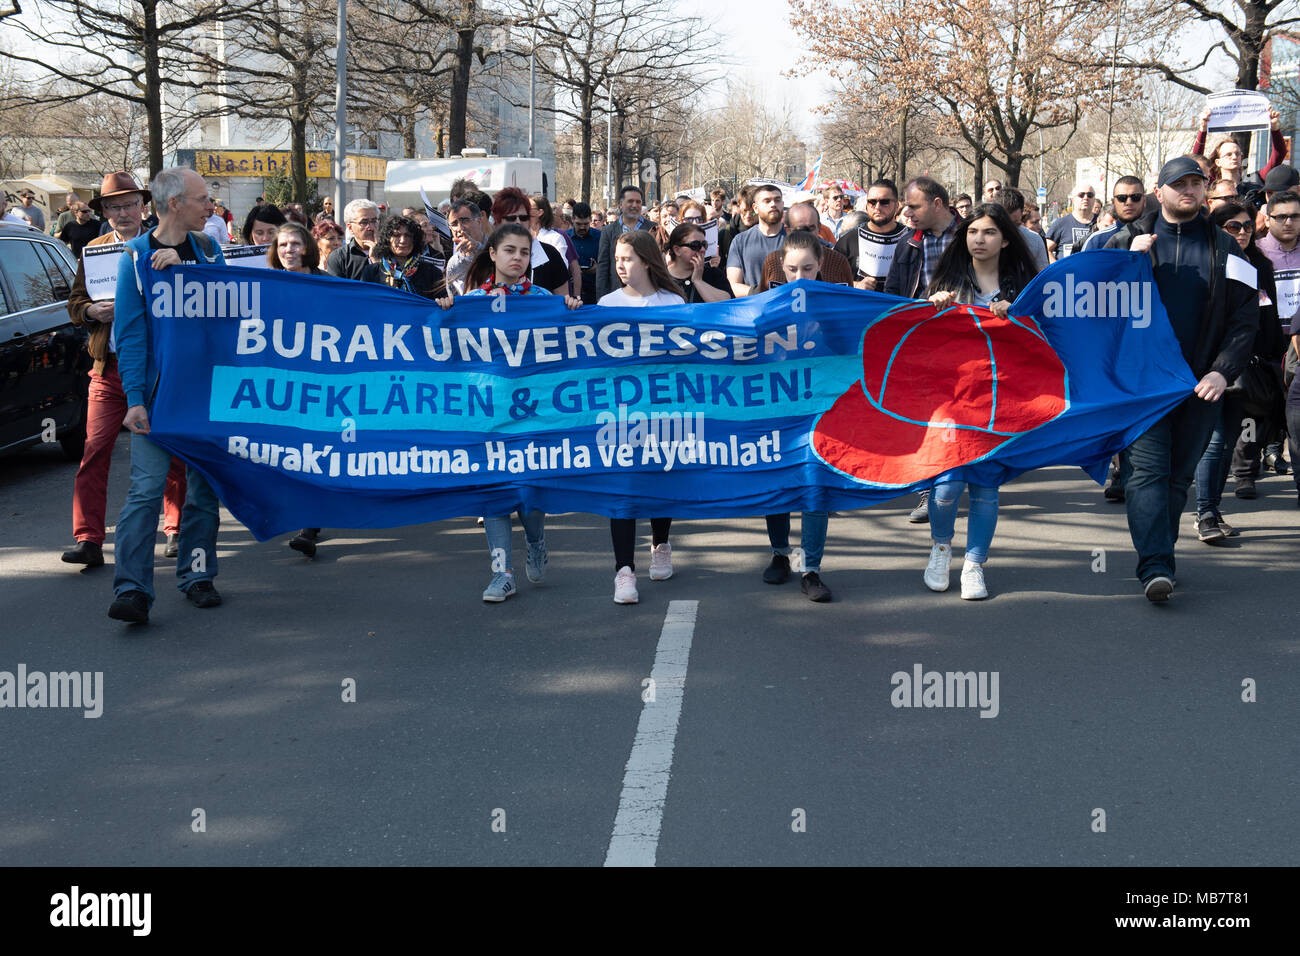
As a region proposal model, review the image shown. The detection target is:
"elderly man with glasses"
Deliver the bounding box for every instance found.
[326,198,380,279]
[1046,183,1098,260]
[443,195,490,295]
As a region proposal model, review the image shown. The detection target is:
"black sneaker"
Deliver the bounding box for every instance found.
[1215,514,1240,537]
[108,590,149,623]
[288,529,318,558]
[908,491,930,523]
[801,572,832,602]
[1195,512,1226,543]
[61,541,104,567]
[163,534,179,558]
[1143,576,1173,603]
[1103,482,1125,503]
[762,553,791,584]
[186,581,222,608]
[1235,478,1256,499]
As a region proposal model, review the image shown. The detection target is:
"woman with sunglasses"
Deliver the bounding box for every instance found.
[922,203,1040,600]
[663,199,722,268]
[597,231,685,603]
[434,223,581,602]
[1192,200,1286,541]
[663,223,731,303]
[362,215,446,298]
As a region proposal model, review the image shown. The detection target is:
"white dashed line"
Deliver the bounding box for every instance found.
[604,599,699,867]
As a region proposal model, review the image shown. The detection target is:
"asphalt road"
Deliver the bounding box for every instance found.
[1,433,1297,866]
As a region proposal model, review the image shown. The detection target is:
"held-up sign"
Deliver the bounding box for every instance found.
[857,227,901,279]
[1274,268,1300,319]
[82,242,127,301]
[1205,90,1271,134]
[221,244,273,269]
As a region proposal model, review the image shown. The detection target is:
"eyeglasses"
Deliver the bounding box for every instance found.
[1209,194,1237,202]
[74,208,92,215]
[1270,213,1300,223]
[451,216,478,227]
[1076,192,1095,198]
[1114,193,1144,203]
[866,198,895,206]
[102,202,141,214]
[676,240,708,251]
[828,195,845,201]
[500,213,530,222]
[1222,220,1253,234]
[352,217,378,226]
[682,215,705,223]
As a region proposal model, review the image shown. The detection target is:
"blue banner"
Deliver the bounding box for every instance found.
[142,252,1195,540]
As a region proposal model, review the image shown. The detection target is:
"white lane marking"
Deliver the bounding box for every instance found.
[604,599,699,867]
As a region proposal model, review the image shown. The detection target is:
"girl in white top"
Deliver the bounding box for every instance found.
[596,230,685,602]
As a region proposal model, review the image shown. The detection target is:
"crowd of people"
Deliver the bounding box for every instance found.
[45,137,1297,621]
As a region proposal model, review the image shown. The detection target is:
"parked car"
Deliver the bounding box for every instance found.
[0,221,90,460]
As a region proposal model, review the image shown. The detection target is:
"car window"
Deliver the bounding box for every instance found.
[34,242,73,298]
[0,238,58,311]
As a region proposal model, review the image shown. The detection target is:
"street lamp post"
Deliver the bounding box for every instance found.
[334,0,347,217]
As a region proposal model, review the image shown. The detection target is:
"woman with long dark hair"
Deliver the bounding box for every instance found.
[1192,199,1286,540]
[242,203,286,245]
[921,202,1040,600]
[435,223,581,603]
[362,215,445,298]
[596,230,685,603]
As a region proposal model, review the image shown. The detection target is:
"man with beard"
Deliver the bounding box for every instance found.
[835,179,908,290]
[726,183,786,296]
[1104,157,1258,602]
[566,201,602,304]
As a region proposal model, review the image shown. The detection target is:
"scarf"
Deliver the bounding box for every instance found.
[381,254,422,292]
[479,275,533,295]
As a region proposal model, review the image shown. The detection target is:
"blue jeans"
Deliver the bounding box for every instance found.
[484,510,545,571]
[1194,395,1245,516]
[765,512,828,573]
[927,481,999,564]
[1121,394,1220,583]
[113,432,220,603]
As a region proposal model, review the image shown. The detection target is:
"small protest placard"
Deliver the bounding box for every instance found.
[857,227,901,279]
[82,242,126,301]
[663,217,720,258]
[1206,90,1271,134]
[1274,268,1300,319]
[419,187,453,240]
[221,244,273,269]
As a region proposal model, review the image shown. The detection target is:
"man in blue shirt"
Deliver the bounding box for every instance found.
[566,201,601,304]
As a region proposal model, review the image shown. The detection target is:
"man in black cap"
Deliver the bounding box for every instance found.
[1105,156,1259,602]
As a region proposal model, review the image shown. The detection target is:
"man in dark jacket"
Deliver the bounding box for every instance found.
[884,176,958,299]
[326,199,379,279]
[1104,157,1259,602]
[595,185,651,297]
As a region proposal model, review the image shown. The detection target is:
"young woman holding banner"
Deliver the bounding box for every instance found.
[921,203,1039,601]
[437,223,582,602]
[597,231,686,604]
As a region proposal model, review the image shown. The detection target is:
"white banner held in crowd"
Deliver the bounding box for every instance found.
[1274,268,1300,319]
[664,216,720,258]
[221,244,273,269]
[857,227,900,279]
[1205,90,1271,134]
[82,242,126,301]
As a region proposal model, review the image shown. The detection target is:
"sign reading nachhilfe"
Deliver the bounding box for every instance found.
[82,242,127,301]
[198,150,331,178]
[221,244,273,269]
[1205,90,1272,134]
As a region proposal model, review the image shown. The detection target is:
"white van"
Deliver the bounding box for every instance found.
[384,153,547,210]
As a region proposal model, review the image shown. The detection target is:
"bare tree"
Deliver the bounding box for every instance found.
[1,0,260,176]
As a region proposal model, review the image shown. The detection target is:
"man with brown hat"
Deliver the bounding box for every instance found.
[60,172,187,570]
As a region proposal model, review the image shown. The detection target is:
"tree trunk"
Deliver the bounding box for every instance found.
[404,117,417,158]
[448,0,476,156]
[143,0,164,178]
[290,112,309,203]
[580,84,593,203]
[896,106,908,184]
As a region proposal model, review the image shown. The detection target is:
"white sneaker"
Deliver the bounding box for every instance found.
[482,571,517,603]
[924,543,951,591]
[960,560,988,600]
[649,542,673,580]
[614,566,639,604]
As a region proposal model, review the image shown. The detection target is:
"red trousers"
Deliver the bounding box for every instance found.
[72,364,186,543]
